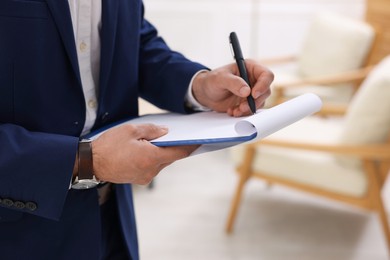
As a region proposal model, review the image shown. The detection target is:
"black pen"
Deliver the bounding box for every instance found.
[229,32,256,115]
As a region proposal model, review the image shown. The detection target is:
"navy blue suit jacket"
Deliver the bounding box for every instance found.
[0,0,206,259]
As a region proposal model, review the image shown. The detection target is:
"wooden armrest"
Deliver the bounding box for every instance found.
[259,55,297,66]
[273,66,373,89]
[249,139,390,160]
[315,103,349,116]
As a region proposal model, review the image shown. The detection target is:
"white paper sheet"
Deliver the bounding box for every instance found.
[88,93,322,156]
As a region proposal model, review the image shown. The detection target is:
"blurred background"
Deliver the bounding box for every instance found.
[135,0,390,259]
[142,0,365,68]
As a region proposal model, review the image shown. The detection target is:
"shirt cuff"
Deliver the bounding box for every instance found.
[185,70,212,112]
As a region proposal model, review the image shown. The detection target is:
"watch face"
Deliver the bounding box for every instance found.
[72,179,100,190]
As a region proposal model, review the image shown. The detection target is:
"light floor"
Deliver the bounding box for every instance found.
[133,149,390,260]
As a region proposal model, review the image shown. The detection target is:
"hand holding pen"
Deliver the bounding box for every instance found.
[190,33,274,117]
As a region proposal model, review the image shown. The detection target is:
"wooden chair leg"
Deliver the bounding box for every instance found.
[377,198,390,252]
[225,170,249,234]
[376,162,390,250]
[373,182,390,251]
[365,160,390,252]
[225,146,255,234]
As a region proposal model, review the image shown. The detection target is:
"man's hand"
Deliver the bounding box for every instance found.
[91,124,198,185]
[192,59,274,117]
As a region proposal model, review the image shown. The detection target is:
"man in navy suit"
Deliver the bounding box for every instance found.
[0,0,273,259]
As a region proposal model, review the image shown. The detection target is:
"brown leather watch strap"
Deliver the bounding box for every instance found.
[78,140,93,180]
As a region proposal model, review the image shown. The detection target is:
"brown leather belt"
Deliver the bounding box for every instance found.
[98,183,113,205]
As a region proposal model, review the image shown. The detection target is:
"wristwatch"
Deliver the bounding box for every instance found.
[71,139,100,189]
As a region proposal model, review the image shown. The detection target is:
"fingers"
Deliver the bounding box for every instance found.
[223,61,273,99]
[218,71,252,99]
[231,80,252,98]
[191,61,273,114]
[93,125,197,185]
[157,145,199,163]
[133,126,198,161]
[229,60,273,116]
[134,145,198,185]
[120,123,169,141]
[250,62,273,102]
[124,125,197,167]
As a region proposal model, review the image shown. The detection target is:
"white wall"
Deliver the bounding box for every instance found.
[143,0,365,69]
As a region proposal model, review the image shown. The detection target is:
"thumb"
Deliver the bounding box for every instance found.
[133,124,169,141]
[221,74,251,98]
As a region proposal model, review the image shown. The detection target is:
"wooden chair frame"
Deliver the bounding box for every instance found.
[264,56,374,116]
[226,136,390,251]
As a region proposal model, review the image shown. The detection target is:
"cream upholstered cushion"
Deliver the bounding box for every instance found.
[266,12,375,107]
[230,116,368,197]
[298,12,374,77]
[339,56,390,144]
[336,55,390,168]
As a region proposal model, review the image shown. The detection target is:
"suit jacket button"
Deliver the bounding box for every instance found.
[14,201,25,210]
[101,112,109,123]
[25,202,37,211]
[2,199,14,207]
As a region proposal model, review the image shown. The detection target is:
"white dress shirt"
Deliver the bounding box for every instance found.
[68,0,101,135]
[67,0,208,135]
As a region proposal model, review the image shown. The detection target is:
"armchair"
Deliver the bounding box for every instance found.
[226,55,390,250]
[264,12,376,115]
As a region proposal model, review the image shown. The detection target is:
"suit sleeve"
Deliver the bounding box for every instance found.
[0,124,78,221]
[138,6,209,113]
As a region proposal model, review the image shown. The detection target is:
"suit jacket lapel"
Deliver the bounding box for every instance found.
[45,0,81,86]
[45,0,120,92]
[100,0,120,95]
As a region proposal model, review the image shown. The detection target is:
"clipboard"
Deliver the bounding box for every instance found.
[87,93,322,155]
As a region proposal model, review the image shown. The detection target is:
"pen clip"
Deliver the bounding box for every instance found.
[229,32,244,60]
[229,40,235,59]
